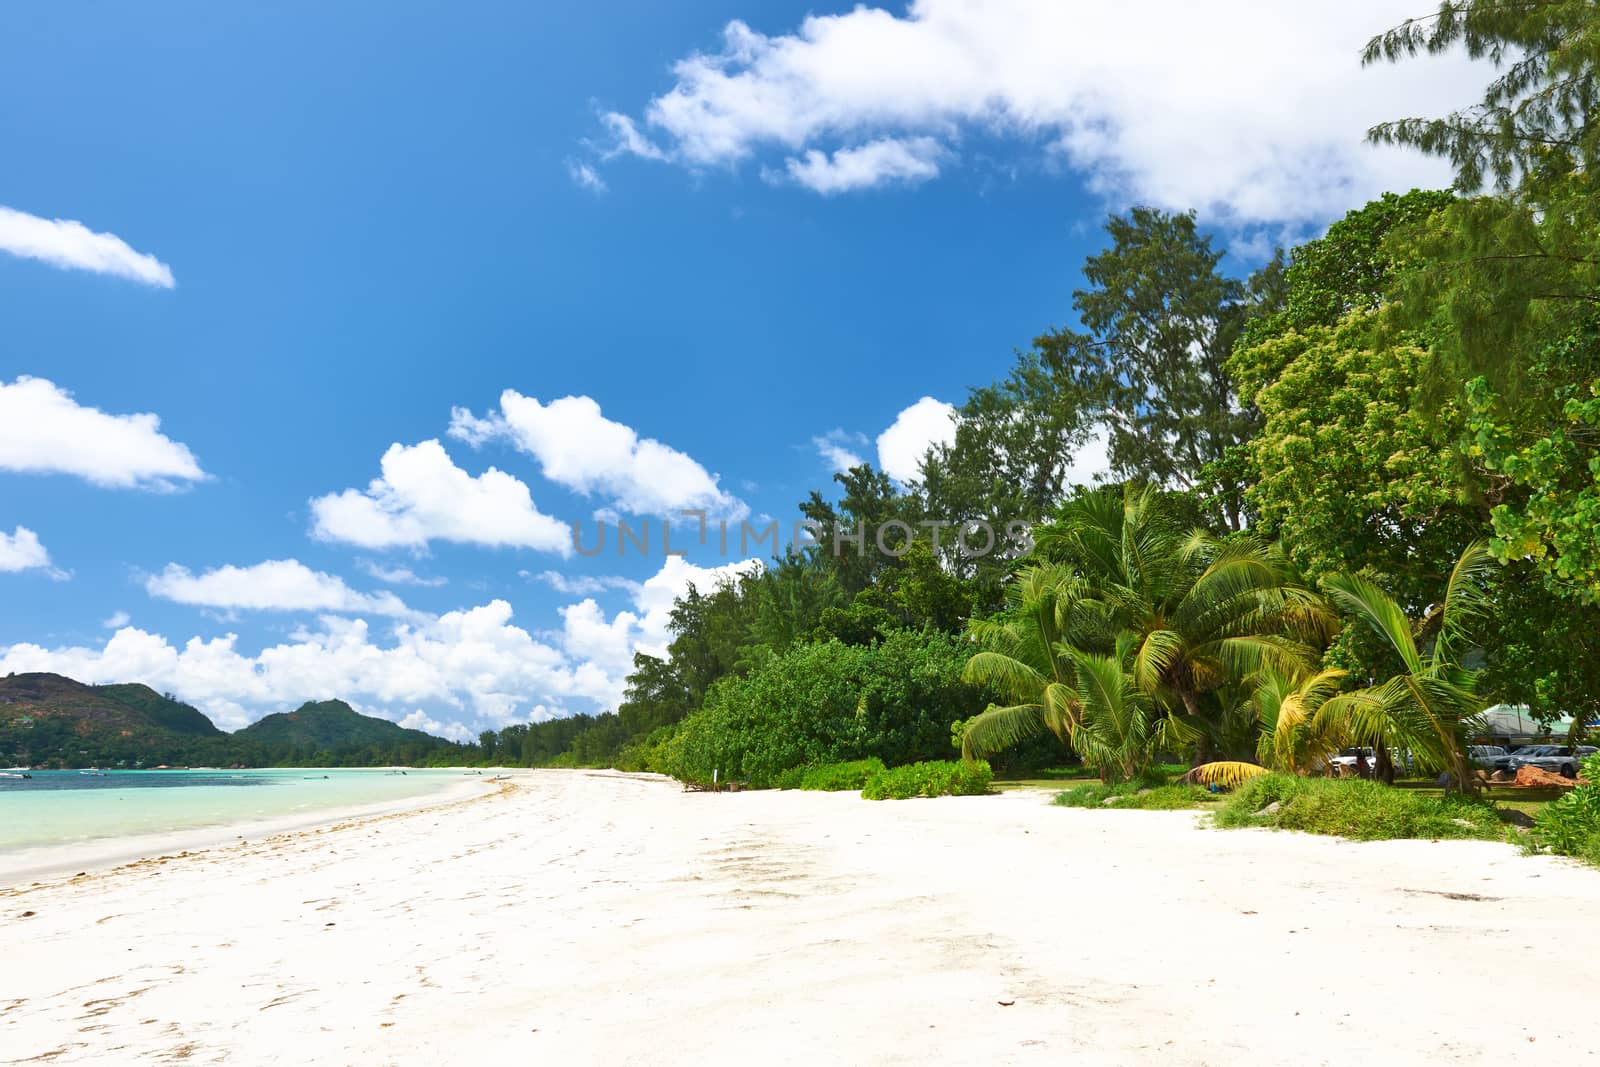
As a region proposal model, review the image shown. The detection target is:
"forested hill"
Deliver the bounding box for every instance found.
[0,673,467,768]
[234,700,439,750]
[91,683,223,737]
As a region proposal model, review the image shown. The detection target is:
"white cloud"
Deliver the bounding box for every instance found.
[566,159,608,193]
[527,570,641,597]
[782,136,945,194]
[102,610,131,629]
[2,556,765,736]
[309,439,570,554]
[450,391,747,520]
[0,204,175,287]
[0,526,54,574]
[146,559,417,619]
[877,396,956,483]
[397,710,476,744]
[0,376,206,490]
[812,429,867,472]
[599,112,669,161]
[360,560,447,587]
[597,0,1481,224]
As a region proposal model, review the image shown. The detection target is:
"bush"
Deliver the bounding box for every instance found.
[1054,782,1212,810]
[1530,753,1600,865]
[862,759,992,800]
[799,758,886,791]
[664,631,993,787]
[1213,775,1502,840]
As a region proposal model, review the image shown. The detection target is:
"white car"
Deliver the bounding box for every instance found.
[1468,745,1514,774]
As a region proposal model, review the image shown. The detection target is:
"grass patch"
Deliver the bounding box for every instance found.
[1053,781,1217,810]
[796,758,886,791]
[862,759,992,800]
[1214,775,1504,841]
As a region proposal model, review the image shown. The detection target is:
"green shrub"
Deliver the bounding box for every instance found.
[770,765,808,790]
[1213,775,1501,840]
[1054,782,1212,809]
[862,759,992,800]
[1530,753,1600,865]
[799,758,886,791]
[664,631,994,787]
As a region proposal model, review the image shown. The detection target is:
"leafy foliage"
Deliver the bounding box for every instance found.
[860,759,993,800]
[1529,752,1600,865]
[664,630,990,787]
[797,758,887,791]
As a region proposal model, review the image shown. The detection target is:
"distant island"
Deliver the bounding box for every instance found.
[0,672,466,769]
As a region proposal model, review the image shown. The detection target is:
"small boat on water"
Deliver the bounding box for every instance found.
[0,772,31,780]
[79,769,107,776]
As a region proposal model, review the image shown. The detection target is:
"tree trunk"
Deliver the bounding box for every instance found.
[1180,687,1213,768]
[1374,744,1395,785]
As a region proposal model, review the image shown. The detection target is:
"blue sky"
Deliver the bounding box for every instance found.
[0,0,1477,736]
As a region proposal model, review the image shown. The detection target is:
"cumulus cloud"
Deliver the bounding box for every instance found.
[450,391,747,520]
[0,204,175,287]
[596,0,1480,225]
[397,709,477,744]
[146,559,418,619]
[0,526,56,575]
[782,136,945,193]
[2,555,764,735]
[877,396,956,484]
[309,439,570,554]
[0,376,206,491]
[812,429,867,472]
[102,610,131,630]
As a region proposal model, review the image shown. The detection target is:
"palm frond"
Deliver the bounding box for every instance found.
[961,703,1048,760]
[1187,761,1271,789]
[1323,573,1425,675]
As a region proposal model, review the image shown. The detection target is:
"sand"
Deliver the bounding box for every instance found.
[2,771,1596,1066]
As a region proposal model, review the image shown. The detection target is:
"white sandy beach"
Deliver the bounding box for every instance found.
[3,770,1597,1066]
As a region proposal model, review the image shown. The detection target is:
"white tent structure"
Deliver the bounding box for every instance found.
[1479,704,1544,738]
[1477,704,1595,741]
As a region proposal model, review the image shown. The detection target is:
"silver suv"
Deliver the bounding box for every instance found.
[1508,745,1596,779]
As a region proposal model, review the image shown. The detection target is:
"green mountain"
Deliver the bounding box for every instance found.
[233,699,438,750]
[0,672,224,766]
[92,683,223,736]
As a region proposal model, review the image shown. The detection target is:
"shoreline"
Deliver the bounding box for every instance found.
[0,772,503,889]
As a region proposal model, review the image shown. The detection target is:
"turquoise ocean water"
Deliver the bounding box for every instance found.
[0,768,467,854]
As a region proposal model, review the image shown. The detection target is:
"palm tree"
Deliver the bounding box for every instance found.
[1252,665,1349,774]
[1036,485,1332,763]
[1315,543,1493,791]
[958,569,1159,782]
[958,562,1090,758]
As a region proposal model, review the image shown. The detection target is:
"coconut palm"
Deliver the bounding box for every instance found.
[959,570,1160,782]
[1253,665,1349,774]
[958,563,1091,759]
[1314,543,1493,791]
[1035,485,1333,762]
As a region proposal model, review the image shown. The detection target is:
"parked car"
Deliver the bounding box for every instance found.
[1329,747,1376,775]
[1468,745,1515,774]
[1508,745,1595,778]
